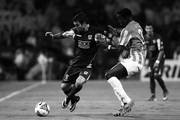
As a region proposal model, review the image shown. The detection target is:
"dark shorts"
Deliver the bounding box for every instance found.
[62,66,92,84]
[105,62,128,79]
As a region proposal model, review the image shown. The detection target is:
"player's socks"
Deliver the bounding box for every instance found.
[61,85,74,109]
[108,77,131,103]
[69,96,80,112]
[148,94,157,101]
[156,77,168,93]
[67,83,82,100]
[162,90,168,101]
[114,91,125,106]
[62,97,70,109]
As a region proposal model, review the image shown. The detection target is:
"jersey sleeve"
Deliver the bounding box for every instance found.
[118,22,144,46]
[71,26,84,34]
[156,35,165,62]
[156,36,164,51]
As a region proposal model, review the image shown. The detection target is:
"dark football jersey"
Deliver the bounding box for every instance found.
[70,26,104,68]
[145,33,164,62]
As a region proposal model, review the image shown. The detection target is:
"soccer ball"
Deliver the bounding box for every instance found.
[35,101,50,117]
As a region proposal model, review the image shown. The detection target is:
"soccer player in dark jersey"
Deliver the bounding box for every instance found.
[145,24,168,101]
[45,12,106,112]
[105,8,146,116]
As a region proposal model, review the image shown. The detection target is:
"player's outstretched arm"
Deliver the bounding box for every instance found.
[45,30,75,40]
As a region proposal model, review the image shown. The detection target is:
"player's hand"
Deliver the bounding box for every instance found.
[62,30,75,38]
[121,49,129,58]
[95,33,107,44]
[45,32,53,37]
[153,60,159,69]
[45,32,53,39]
[107,25,119,36]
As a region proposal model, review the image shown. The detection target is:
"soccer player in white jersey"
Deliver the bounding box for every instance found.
[105,8,146,116]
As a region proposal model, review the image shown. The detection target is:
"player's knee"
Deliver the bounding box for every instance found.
[150,72,154,78]
[76,75,86,86]
[60,83,71,92]
[105,71,113,80]
[154,74,161,79]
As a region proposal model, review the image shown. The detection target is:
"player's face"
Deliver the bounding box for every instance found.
[145,25,153,36]
[73,21,89,31]
[73,21,81,27]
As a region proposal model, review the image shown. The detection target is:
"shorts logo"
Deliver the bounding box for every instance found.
[64,74,69,80]
[84,71,88,75]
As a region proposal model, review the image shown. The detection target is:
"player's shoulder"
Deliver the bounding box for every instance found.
[125,20,142,31]
[152,33,162,42]
[89,25,104,33]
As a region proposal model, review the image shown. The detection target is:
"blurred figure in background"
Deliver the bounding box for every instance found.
[173,46,180,60]
[145,24,169,101]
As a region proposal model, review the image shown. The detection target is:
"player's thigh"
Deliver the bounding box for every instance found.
[77,68,92,84]
[62,66,81,84]
[121,59,141,76]
[26,64,42,80]
[105,62,128,79]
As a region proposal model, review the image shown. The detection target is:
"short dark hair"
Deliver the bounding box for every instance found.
[72,12,89,24]
[115,8,132,19]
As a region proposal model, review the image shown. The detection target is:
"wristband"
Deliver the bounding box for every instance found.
[155,60,160,64]
[108,45,112,50]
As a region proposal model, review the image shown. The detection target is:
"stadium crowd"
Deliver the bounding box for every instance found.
[0,0,180,80]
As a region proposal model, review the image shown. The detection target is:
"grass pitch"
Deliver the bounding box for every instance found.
[0,80,179,120]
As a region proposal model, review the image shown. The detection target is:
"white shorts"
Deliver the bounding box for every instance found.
[120,58,144,77]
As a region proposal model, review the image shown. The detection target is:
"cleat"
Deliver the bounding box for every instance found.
[62,97,70,109]
[123,100,135,114]
[69,96,80,112]
[162,91,168,101]
[113,106,125,117]
[148,95,157,101]
[113,101,135,117]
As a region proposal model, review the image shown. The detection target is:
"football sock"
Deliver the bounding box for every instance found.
[67,83,82,100]
[114,90,125,106]
[63,84,74,96]
[156,77,168,92]
[150,78,156,94]
[108,76,131,103]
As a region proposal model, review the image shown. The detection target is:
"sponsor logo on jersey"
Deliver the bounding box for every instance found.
[88,35,92,40]
[78,40,90,49]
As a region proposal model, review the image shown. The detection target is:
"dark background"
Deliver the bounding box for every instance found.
[0,0,180,81]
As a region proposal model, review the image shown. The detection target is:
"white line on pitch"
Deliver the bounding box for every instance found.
[0,81,45,103]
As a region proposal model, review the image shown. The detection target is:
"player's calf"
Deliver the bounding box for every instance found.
[62,97,70,109]
[69,96,80,112]
[61,83,73,109]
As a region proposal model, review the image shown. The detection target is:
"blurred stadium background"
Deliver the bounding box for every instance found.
[0,0,180,81]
